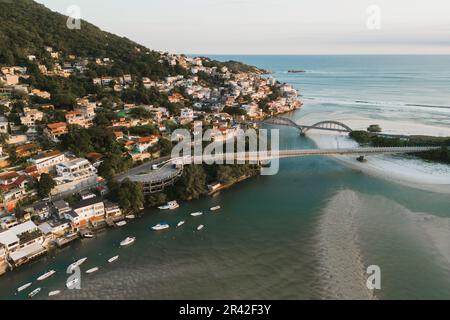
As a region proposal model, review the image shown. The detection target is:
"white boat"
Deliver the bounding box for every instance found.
[120,237,136,246]
[68,257,87,272]
[66,278,80,289]
[83,232,94,238]
[28,288,41,298]
[177,221,185,228]
[86,267,99,274]
[152,223,170,231]
[125,215,136,219]
[116,220,127,227]
[48,290,61,297]
[190,212,203,217]
[158,201,179,210]
[197,225,205,231]
[37,270,56,281]
[17,282,32,292]
[108,255,119,263]
[210,206,221,211]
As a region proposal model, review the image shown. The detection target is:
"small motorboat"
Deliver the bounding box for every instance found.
[66,278,80,289]
[83,232,94,239]
[158,201,179,210]
[37,270,56,281]
[125,215,136,219]
[197,225,205,231]
[190,212,203,217]
[116,220,127,227]
[28,288,41,298]
[177,221,185,228]
[120,237,136,246]
[108,255,119,263]
[48,290,61,297]
[152,223,170,231]
[86,267,99,274]
[210,206,221,211]
[17,282,32,292]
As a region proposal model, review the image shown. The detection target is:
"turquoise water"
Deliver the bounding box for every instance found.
[1,55,450,299]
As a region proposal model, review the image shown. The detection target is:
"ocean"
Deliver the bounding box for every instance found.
[1,55,450,300]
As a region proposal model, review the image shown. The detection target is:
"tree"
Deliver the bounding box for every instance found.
[108,179,144,214]
[367,124,382,133]
[173,165,207,200]
[159,138,173,156]
[37,173,56,197]
[146,193,167,207]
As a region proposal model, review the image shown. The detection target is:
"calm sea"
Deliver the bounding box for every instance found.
[1,55,450,300]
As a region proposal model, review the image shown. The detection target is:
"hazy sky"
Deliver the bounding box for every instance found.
[37,0,450,54]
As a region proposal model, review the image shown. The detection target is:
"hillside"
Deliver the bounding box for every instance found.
[0,0,263,76]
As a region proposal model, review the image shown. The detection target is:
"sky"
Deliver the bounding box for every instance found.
[37,0,450,55]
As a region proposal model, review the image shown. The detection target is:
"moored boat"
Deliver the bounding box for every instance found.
[68,257,87,272]
[190,212,203,217]
[158,201,179,210]
[48,290,61,297]
[177,221,185,228]
[37,270,56,281]
[28,288,41,298]
[120,236,136,246]
[86,267,99,274]
[108,255,119,263]
[152,223,170,231]
[125,214,135,219]
[116,220,127,227]
[210,206,221,211]
[83,232,94,238]
[17,282,32,292]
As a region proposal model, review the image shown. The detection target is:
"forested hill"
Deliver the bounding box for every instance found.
[0,0,264,76]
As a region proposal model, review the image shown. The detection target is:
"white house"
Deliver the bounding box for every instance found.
[30,150,66,173]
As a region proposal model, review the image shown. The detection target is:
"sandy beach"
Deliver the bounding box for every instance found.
[298,111,450,194]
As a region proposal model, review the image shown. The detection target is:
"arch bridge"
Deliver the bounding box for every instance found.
[261,117,353,134]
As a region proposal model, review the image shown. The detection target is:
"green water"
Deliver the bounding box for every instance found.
[1,116,450,300]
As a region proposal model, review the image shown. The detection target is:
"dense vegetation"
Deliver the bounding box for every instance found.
[349,130,450,164]
[146,163,259,207]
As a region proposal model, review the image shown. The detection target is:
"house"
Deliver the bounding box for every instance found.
[44,122,68,142]
[180,108,194,123]
[32,202,51,221]
[241,103,263,119]
[113,131,124,140]
[86,152,103,168]
[104,201,123,221]
[134,136,159,153]
[53,200,71,219]
[30,89,51,100]
[0,172,19,186]
[37,219,71,240]
[64,197,105,229]
[0,215,19,230]
[0,116,9,134]
[29,150,66,173]
[65,111,92,128]
[15,143,39,159]
[20,107,44,128]
[55,158,97,182]
[0,220,46,267]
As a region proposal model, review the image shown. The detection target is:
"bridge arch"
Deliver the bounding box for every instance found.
[302,121,353,133]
